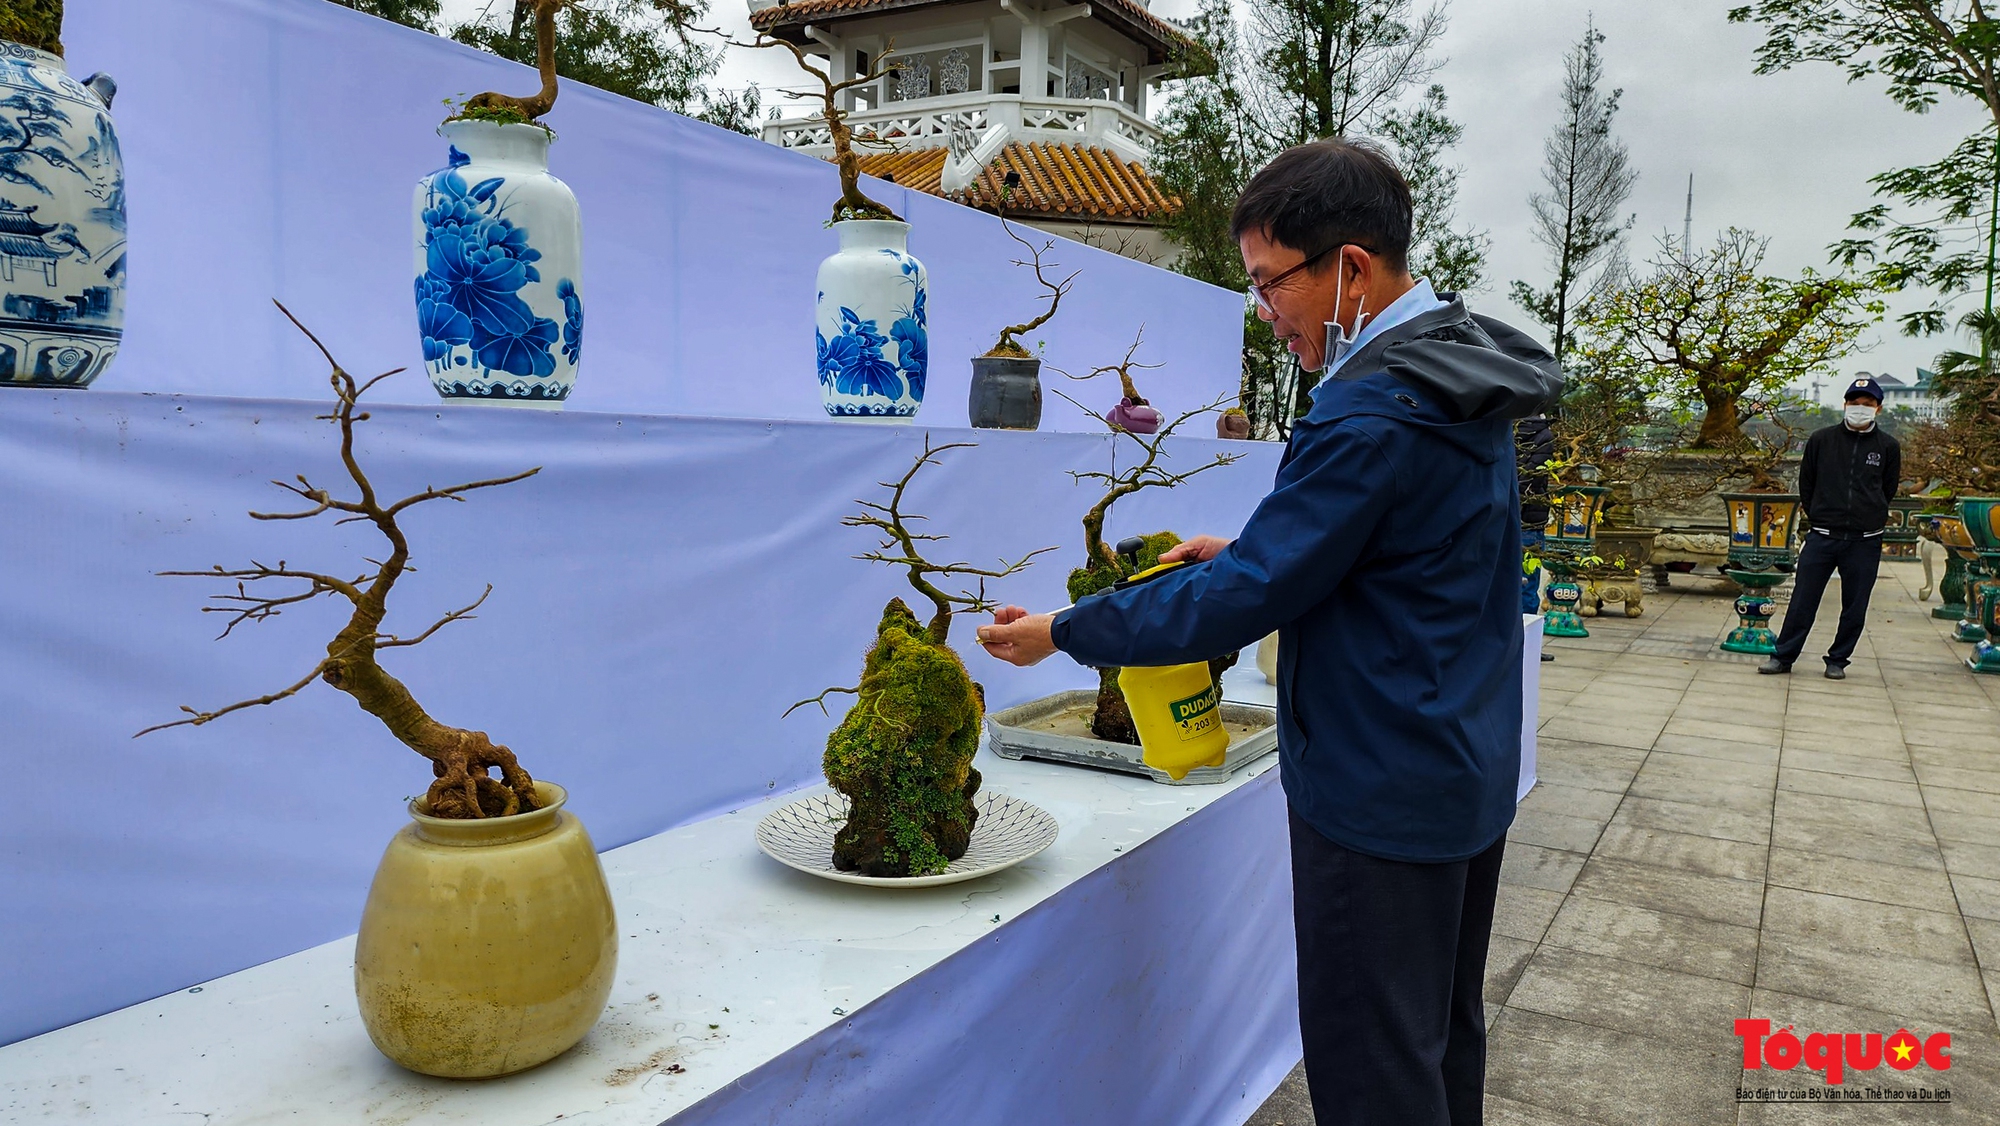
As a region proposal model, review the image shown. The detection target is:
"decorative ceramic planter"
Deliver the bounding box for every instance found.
[1884,497,1924,560]
[414,121,582,408]
[0,43,124,388]
[1960,499,2000,670]
[1542,485,1610,637]
[816,220,926,419]
[1931,513,1975,620]
[355,781,616,1078]
[1105,398,1162,434]
[1721,492,1800,572]
[968,354,1041,429]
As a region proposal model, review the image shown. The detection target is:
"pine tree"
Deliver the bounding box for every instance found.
[327,0,442,31]
[1509,19,1635,365]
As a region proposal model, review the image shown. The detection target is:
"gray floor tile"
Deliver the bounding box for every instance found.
[1774,790,1935,841]
[1753,938,1993,1029]
[1507,807,1610,854]
[1485,933,1536,1006]
[1542,896,1761,986]
[1591,824,1766,882]
[1493,884,1566,943]
[1781,747,1918,782]
[1765,847,1960,915]
[1651,732,1781,765]
[1760,885,1976,965]
[1504,945,1750,1046]
[1777,766,1925,807]
[1612,795,1772,845]
[1569,855,1766,928]
[1771,814,1946,870]
[1484,1008,1740,1126]
[1501,842,1589,894]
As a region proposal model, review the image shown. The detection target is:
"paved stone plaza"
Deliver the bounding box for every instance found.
[1248,561,2000,1124]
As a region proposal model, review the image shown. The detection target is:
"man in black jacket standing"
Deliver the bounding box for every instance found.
[1760,377,1902,679]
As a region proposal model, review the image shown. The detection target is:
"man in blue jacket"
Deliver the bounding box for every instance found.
[978,139,1560,1125]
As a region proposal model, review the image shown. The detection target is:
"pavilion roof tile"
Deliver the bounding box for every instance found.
[852,141,1175,223]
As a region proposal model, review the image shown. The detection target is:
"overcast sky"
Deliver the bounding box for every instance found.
[437,0,1992,405]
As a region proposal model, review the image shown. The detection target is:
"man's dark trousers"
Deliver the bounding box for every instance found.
[1772,531,1883,668]
[1290,807,1506,1125]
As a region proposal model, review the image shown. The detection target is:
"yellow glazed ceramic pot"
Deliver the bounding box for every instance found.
[354,781,617,1078]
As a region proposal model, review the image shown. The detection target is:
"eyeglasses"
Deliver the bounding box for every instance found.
[1248,242,1377,313]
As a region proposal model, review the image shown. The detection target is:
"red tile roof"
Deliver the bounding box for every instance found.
[852,141,1176,223]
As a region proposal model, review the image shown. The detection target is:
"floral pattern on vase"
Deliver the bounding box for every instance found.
[815,221,927,419]
[0,43,125,389]
[413,120,581,408]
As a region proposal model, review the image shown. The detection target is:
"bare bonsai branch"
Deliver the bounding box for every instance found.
[842,434,1055,643]
[461,0,571,124]
[735,33,905,223]
[783,684,861,718]
[988,220,1079,357]
[140,302,546,821]
[1058,327,1165,405]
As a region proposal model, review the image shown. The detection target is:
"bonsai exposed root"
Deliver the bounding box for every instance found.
[461,0,567,124]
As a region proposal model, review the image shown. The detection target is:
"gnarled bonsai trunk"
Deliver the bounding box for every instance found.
[464,0,562,122]
[1694,381,1746,448]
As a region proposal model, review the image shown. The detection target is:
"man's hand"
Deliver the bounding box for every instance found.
[976,606,1058,667]
[1160,535,1232,564]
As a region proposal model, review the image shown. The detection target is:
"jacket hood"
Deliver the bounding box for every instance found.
[1331,296,1563,424]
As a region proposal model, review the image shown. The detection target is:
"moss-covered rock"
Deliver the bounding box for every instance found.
[0,1,62,55]
[822,598,983,877]
[1065,530,1236,745]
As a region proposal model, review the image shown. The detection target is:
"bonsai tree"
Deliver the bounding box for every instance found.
[1052,338,1242,743]
[741,33,906,223]
[453,0,569,126]
[1918,308,2000,498]
[1574,229,1877,448]
[139,305,545,821]
[983,220,1076,360]
[789,436,1054,876]
[0,1,61,53]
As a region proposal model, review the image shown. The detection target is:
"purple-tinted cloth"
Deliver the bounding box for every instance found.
[0,389,1279,1046]
[669,770,1300,1126]
[61,0,1241,425]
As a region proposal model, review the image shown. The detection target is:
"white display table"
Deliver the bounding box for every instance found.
[0,726,1291,1125]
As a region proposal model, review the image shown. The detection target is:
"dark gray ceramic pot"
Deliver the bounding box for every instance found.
[968,355,1043,430]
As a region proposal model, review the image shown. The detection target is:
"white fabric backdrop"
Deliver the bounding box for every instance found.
[58,0,1242,425]
[0,388,1280,1046]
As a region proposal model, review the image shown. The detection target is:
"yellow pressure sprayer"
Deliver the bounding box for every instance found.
[1105,538,1232,780]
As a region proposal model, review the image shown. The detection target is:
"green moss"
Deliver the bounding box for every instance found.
[1066,530,1179,603]
[982,340,1034,360]
[0,0,63,55]
[443,102,553,132]
[822,598,984,877]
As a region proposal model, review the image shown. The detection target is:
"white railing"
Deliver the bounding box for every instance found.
[764,93,1158,164]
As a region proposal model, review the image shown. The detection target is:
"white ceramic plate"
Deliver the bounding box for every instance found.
[755,790,1059,888]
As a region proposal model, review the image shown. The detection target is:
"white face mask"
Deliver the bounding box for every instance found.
[1320,255,1371,373]
[1844,403,1878,428]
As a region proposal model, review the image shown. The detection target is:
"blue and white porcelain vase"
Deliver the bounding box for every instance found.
[816,220,926,419]
[414,120,582,408]
[0,44,124,388]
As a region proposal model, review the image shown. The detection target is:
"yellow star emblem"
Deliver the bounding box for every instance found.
[1891,1040,1915,1063]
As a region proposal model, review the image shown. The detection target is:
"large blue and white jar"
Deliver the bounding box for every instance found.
[815,220,926,419]
[0,44,124,388]
[413,120,582,408]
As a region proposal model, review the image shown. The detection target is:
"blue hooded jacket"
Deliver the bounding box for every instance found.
[1051,298,1563,862]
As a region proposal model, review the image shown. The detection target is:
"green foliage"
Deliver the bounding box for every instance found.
[694,84,763,136]
[1729,1,2000,337]
[452,0,721,115]
[1574,229,1881,450]
[1380,84,1489,294]
[445,99,544,129]
[1919,307,2000,493]
[821,599,982,877]
[327,0,440,31]
[0,0,62,54]
[1509,18,1635,364]
[1152,0,1259,295]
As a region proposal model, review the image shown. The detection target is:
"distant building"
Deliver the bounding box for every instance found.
[1855,370,1951,421]
[746,0,1204,265]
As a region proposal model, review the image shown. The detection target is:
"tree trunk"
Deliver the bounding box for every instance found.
[1693,381,1745,448]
